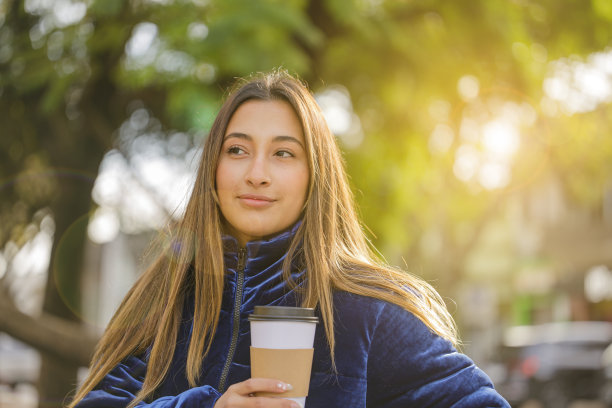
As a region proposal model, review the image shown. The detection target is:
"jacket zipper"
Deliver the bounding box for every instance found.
[218,247,247,393]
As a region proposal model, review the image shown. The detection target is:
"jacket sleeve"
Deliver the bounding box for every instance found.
[74,354,222,408]
[366,302,510,408]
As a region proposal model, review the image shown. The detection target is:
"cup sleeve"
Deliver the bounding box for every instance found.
[250,347,314,397]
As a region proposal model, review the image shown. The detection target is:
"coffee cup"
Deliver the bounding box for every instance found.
[249,306,319,408]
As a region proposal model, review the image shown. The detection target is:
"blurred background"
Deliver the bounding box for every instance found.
[1,0,612,407]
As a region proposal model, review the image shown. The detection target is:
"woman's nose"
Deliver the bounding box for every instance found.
[245,156,271,186]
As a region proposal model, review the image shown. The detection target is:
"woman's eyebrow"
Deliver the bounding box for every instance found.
[224,133,304,149]
[273,135,304,149]
[224,132,252,141]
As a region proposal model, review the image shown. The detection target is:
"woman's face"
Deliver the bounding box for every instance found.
[216,99,309,246]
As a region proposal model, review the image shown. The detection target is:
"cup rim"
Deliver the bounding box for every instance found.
[249,305,319,323]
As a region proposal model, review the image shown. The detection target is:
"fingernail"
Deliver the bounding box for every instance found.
[291,402,301,408]
[277,382,293,391]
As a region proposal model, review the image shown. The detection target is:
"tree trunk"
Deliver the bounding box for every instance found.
[38,171,95,407]
[35,99,110,405]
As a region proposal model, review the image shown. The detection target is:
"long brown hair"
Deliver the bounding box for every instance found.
[69,70,457,407]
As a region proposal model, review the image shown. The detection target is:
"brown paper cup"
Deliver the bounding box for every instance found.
[249,306,319,406]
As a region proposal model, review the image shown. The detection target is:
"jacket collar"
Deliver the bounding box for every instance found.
[221,221,302,275]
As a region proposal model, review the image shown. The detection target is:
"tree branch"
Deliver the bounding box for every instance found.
[0,295,99,367]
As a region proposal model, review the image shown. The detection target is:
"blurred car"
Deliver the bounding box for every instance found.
[497,321,612,408]
[602,342,612,406]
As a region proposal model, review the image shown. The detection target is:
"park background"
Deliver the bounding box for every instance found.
[1,0,612,407]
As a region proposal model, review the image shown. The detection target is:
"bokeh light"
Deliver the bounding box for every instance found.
[316,85,364,149]
[458,75,480,101]
[87,207,120,244]
[543,48,612,115]
[428,124,454,155]
[481,120,520,159]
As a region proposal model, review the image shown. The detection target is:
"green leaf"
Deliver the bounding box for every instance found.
[592,0,612,21]
[90,0,124,17]
[40,72,73,114]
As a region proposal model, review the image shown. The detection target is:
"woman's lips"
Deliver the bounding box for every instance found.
[238,194,276,208]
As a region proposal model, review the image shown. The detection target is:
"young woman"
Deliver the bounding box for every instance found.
[69,71,509,407]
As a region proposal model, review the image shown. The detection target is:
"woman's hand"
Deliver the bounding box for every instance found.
[213,378,300,408]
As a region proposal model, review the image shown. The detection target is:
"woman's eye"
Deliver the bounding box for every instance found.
[227,146,245,155]
[275,150,294,158]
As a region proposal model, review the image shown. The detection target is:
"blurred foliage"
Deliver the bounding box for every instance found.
[1,0,612,280]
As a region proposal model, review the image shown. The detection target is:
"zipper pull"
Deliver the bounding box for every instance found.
[237,247,247,272]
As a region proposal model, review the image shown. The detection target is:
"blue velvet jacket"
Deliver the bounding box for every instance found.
[76,224,509,407]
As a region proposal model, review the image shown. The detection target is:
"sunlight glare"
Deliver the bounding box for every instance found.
[575,64,612,102]
[125,22,158,59]
[543,76,569,101]
[593,51,612,74]
[584,265,612,302]
[428,124,454,154]
[316,87,352,134]
[12,229,52,277]
[458,75,480,101]
[187,22,209,40]
[316,86,364,148]
[481,120,520,159]
[53,0,86,27]
[88,206,120,244]
[155,49,194,76]
[24,0,54,14]
[133,154,172,189]
[92,150,128,207]
[478,161,510,190]
[543,48,612,115]
[453,144,480,182]
[121,180,167,233]
[92,172,122,207]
